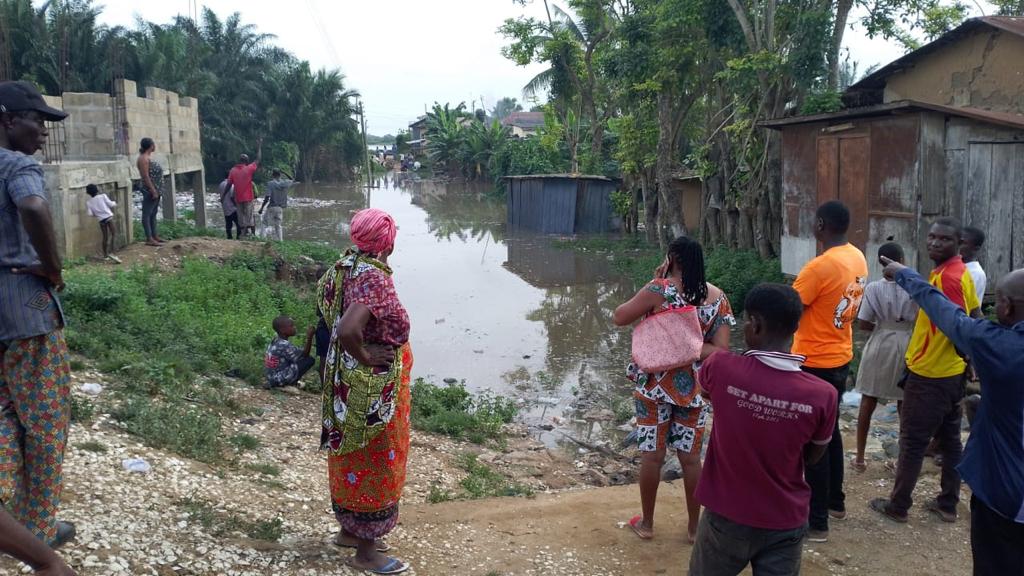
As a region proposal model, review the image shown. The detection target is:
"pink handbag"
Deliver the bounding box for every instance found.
[631,305,704,373]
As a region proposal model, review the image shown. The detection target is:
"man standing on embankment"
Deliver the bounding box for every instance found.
[228,138,262,238]
[0,80,76,549]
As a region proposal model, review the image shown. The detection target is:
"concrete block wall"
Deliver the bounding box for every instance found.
[61,92,116,160]
[42,160,134,260]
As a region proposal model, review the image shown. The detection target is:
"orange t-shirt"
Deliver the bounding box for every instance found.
[792,243,868,369]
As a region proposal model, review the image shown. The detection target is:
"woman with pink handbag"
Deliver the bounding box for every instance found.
[613,236,735,543]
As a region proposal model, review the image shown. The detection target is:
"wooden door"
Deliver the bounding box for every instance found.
[817,135,870,252]
[965,142,1024,289]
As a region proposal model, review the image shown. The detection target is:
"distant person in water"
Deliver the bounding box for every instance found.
[84,184,121,263]
[264,316,315,390]
[219,178,237,240]
[258,169,300,242]
[227,138,262,238]
[689,283,837,576]
[852,242,916,472]
[613,236,735,543]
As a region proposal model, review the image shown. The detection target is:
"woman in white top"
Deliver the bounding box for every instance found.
[853,242,917,471]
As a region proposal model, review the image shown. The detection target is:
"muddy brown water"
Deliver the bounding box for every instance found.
[199,174,645,444]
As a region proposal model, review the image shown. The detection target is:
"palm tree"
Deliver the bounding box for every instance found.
[425,102,470,176]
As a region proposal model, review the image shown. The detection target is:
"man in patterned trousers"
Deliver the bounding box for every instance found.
[0,81,75,548]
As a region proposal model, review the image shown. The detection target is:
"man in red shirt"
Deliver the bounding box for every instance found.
[227,138,261,238]
[690,283,838,576]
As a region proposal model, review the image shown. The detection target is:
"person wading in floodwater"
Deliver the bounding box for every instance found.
[613,236,735,543]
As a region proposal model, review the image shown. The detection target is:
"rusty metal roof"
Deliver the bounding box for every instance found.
[848,17,1024,92]
[761,100,1024,131]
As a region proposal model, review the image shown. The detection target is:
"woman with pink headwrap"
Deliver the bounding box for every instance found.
[315,208,412,574]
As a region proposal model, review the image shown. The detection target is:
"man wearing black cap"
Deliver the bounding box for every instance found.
[0,80,76,549]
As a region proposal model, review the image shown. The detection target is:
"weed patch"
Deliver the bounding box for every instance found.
[457,454,534,499]
[427,484,454,504]
[70,396,95,424]
[411,380,517,444]
[228,434,261,452]
[177,497,283,541]
[245,462,281,477]
[112,398,223,463]
[76,441,108,453]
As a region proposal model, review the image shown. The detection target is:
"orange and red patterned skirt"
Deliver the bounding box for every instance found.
[327,344,412,540]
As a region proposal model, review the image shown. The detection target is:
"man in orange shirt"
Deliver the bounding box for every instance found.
[792,201,868,542]
[871,218,981,524]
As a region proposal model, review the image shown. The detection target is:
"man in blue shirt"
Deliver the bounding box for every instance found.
[0,81,75,549]
[882,256,1024,576]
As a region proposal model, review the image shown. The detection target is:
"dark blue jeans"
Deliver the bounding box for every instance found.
[141,193,160,239]
[689,511,805,576]
[802,364,849,531]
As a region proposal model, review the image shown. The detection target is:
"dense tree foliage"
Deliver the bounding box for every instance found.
[0,0,362,182]
[499,0,997,254]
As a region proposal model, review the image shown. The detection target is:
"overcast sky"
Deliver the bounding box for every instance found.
[82,0,993,135]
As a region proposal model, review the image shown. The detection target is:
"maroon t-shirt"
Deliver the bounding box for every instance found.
[696,350,838,530]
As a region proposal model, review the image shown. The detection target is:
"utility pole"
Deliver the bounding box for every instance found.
[358,101,373,204]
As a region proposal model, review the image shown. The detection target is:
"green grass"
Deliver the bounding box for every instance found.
[457,454,534,499]
[112,398,223,463]
[410,379,517,444]
[228,434,261,452]
[177,497,283,541]
[245,462,281,477]
[555,237,783,313]
[69,359,86,371]
[70,396,95,424]
[59,234,330,464]
[427,484,454,504]
[75,441,108,453]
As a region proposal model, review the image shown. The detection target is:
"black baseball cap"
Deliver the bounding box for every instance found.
[0,81,68,122]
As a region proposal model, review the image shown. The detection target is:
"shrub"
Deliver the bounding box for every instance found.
[70,396,95,424]
[411,380,517,444]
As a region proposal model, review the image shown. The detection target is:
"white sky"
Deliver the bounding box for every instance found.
[80,0,994,135]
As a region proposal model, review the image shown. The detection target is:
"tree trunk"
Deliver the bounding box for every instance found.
[828,0,855,90]
[642,170,659,245]
[656,91,686,245]
[765,129,783,255]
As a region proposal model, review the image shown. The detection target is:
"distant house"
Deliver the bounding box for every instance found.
[407,116,428,154]
[764,16,1024,290]
[501,112,546,138]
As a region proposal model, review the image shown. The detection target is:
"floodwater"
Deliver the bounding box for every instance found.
[205,173,641,443]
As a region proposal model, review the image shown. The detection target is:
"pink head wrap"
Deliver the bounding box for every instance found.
[350,208,397,254]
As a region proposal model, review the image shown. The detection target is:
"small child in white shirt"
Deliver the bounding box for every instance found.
[85,184,121,263]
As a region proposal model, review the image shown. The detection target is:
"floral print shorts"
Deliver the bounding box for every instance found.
[633,390,707,454]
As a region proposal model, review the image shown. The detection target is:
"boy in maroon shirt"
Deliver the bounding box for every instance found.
[690,284,838,576]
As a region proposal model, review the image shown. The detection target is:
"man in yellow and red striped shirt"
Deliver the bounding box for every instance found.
[872,217,981,524]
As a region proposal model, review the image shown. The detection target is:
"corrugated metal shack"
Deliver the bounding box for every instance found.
[764,16,1024,289]
[506,174,620,235]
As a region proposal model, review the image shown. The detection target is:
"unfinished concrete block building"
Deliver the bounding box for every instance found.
[36,79,205,259]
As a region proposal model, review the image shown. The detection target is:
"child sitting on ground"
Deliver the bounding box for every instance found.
[265,316,316,390]
[84,184,121,263]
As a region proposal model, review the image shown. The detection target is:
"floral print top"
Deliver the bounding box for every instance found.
[320,251,410,348]
[627,278,736,406]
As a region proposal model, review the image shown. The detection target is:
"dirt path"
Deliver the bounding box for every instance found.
[0,372,971,576]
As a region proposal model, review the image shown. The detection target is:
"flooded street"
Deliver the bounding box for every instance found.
[207,174,639,441]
